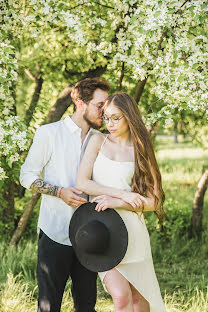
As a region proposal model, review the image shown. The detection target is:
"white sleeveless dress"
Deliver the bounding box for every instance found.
[92,147,166,312]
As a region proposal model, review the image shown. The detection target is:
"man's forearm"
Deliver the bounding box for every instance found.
[30,178,59,196]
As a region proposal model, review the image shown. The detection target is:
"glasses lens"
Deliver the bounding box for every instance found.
[102,116,108,123]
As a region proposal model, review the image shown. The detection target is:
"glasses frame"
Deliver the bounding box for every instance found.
[102,115,124,124]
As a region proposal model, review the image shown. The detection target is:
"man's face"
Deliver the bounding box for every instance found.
[83,88,108,129]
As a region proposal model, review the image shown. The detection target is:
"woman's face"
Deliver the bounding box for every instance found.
[103,103,129,138]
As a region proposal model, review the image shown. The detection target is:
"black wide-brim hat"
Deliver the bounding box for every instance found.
[69,202,128,272]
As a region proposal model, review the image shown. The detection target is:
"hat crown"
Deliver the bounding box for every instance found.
[75,220,110,254]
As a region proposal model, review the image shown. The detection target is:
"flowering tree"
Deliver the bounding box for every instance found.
[1,0,208,237]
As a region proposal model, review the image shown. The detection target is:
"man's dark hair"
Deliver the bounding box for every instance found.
[71,78,110,104]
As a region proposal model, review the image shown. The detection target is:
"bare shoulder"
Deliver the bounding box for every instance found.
[88,133,106,148]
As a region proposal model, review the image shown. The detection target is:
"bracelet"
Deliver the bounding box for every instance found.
[58,187,64,198]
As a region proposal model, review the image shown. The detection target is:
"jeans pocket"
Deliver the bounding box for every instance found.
[38,229,44,240]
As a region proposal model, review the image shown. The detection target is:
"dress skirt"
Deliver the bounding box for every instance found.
[98,209,166,312]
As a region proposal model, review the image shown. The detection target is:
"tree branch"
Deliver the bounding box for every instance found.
[118,62,125,91]
[191,168,208,238]
[69,1,114,11]
[10,193,41,245]
[134,78,148,104]
[93,1,114,9]
[25,76,43,127]
[156,27,168,56]
[24,67,43,127]
[175,0,192,14]
[24,68,37,81]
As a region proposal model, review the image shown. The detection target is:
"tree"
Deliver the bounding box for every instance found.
[1,0,208,238]
[191,169,208,238]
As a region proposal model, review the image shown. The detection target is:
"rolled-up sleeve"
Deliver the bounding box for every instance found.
[20,125,52,190]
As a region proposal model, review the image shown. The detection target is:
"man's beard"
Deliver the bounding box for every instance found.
[83,111,102,130]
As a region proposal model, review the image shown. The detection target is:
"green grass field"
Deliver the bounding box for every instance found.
[0,136,208,311]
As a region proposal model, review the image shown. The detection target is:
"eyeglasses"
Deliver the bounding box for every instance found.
[102,115,124,124]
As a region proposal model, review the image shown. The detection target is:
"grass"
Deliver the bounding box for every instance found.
[0,136,208,311]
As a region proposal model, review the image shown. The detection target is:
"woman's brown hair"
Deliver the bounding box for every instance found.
[105,92,165,222]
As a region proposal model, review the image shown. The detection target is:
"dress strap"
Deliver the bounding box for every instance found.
[100,134,109,151]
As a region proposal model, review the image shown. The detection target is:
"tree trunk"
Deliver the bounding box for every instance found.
[191,168,208,238]
[207,210,208,238]
[0,181,15,235]
[45,85,73,123]
[134,78,148,104]
[25,76,43,127]
[173,121,178,144]
[10,193,41,246]
[117,62,125,91]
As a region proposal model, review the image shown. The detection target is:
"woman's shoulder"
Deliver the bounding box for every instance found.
[89,132,107,146]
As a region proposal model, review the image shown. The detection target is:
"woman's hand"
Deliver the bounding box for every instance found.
[121,191,148,210]
[91,195,123,212]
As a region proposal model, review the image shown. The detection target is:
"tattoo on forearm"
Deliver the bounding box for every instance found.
[30,179,59,196]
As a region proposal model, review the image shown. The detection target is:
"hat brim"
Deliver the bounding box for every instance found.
[69,202,128,272]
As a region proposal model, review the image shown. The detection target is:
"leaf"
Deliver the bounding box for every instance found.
[201,3,208,9]
[4,47,14,54]
[138,27,146,34]
[168,8,175,14]
[161,40,167,48]
[181,46,187,52]
[173,52,177,59]
[154,11,161,18]
[130,15,137,24]
[178,75,185,83]
[7,160,13,169]
[192,64,199,70]
[189,6,195,12]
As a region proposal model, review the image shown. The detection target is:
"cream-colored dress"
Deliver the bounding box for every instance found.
[92,147,166,312]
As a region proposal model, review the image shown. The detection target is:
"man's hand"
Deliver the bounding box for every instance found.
[60,187,87,207]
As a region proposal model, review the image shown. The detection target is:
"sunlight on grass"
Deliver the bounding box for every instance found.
[0,273,37,312]
[157,146,208,160]
[1,274,207,312]
[164,288,208,312]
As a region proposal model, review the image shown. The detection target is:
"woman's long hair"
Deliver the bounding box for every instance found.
[104,92,166,222]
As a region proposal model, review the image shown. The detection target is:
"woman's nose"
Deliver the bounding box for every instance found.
[108,118,113,126]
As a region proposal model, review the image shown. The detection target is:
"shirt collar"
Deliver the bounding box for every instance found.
[64,116,81,133]
[64,115,95,135]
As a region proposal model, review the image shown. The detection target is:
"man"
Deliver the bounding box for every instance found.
[20,78,110,312]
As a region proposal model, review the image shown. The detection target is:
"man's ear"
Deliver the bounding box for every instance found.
[76,99,85,109]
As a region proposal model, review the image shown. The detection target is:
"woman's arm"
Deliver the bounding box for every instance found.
[91,194,155,212]
[77,134,154,210]
[76,133,126,198]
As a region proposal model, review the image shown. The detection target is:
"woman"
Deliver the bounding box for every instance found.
[76,92,166,312]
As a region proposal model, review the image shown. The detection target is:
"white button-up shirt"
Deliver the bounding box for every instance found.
[20,116,96,245]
